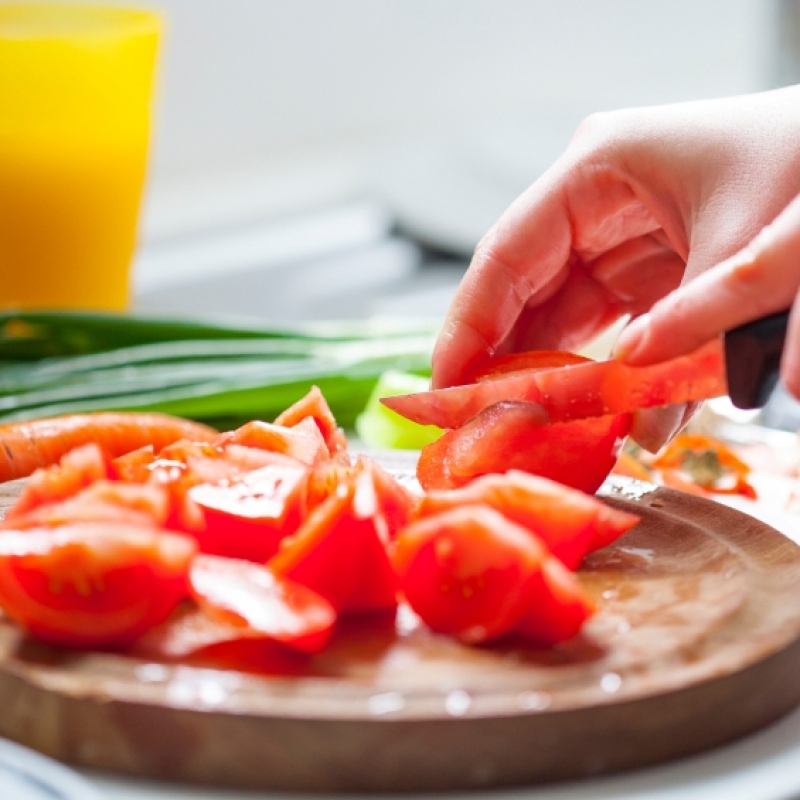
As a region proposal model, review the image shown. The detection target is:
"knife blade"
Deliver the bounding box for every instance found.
[381,312,789,430]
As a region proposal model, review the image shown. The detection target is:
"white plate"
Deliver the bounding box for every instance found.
[0,737,101,800]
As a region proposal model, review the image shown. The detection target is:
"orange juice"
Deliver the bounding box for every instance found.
[0,5,160,310]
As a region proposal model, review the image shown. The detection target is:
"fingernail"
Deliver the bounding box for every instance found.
[613,313,651,361]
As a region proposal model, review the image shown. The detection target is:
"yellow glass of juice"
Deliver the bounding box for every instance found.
[0,4,161,311]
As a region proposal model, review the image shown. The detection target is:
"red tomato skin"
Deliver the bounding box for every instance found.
[269,476,398,614]
[418,349,632,496]
[416,470,638,569]
[0,523,196,648]
[189,555,335,654]
[187,463,310,562]
[514,559,594,645]
[391,505,548,643]
[418,401,631,496]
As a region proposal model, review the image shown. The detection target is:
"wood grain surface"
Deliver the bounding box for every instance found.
[0,476,799,792]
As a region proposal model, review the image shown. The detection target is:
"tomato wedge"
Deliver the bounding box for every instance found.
[214,418,329,466]
[391,504,593,644]
[0,523,196,647]
[391,505,542,643]
[10,443,112,519]
[188,463,310,562]
[2,480,173,531]
[189,555,335,654]
[514,558,595,645]
[274,385,348,454]
[269,467,397,614]
[405,350,631,494]
[417,400,630,495]
[417,470,639,569]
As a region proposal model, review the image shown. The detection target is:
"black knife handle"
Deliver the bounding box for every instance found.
[723,310,789,409]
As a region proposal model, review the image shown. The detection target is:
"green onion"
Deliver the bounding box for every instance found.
[0,311,438,430]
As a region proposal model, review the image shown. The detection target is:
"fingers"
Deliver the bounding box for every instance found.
[614,193,800,367]
[431,184,573,389]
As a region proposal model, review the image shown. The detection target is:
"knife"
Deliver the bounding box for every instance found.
[381,311,790,429]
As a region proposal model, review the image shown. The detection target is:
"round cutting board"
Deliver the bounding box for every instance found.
[0,476,799,792]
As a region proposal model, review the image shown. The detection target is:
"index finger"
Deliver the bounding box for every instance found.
[430,180,573,389]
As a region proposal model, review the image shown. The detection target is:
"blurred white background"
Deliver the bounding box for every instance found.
[119,0,791,313]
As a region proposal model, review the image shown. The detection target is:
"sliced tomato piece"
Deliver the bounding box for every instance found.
[362,458,418,538]
[409,350,631,495]
[215,418,329,466]
[513,558,594,645]
[10,444,112,519]
[417,471,639,569]
[392,505,545,643]
[133,605,312,675]
[2,480,173,531]
[187,463,310,562]
[417,400,630,495]
[189,555,335,654]
[0,522,196,647]
[305,457,356,509]
[111,445,156,483]
[269,469,397,614]
[392,505,594,645]
[274,385,347,454]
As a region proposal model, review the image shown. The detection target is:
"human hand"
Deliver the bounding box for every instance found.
[431,86,800,450]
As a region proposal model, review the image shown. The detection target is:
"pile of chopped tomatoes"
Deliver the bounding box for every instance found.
[0,386,639,667]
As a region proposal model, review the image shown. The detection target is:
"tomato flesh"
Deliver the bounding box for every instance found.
[189,555,335,654]
[0,522,196,647]
[418,350,632,495]
[188,463,310,562]
[215,418,329,467]
[10,443,112,519]
[274,385,348,454]
[269,468,397,614]
[417,470,639,569]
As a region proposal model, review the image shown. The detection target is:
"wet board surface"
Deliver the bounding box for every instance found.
[0,475,799,792]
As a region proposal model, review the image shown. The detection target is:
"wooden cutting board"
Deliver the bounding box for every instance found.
[0,476,799,792]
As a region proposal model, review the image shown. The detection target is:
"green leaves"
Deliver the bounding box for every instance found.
[0,312,438,429]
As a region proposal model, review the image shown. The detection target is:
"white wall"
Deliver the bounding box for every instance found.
[121,0,782,247]
[147,1,777,177]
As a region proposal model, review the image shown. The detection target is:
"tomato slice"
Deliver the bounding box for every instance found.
[408,350,631,495]
[417,400,630,495]
[268,468,397,614]
[111,445,156,483]
[392,504,592,644]
[214,418,329,467]
[187,463,310,562]
[513,558,594,645]
[417,471,639,569]
[393,504,595,645]
[274,385,348,454]
[2,480,173,531]
[189,555,335,654]
[133,605,313,675]
[10,443,112,519]
[0,522,196,647]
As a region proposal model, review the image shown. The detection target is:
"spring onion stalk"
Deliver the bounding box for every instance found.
[0,311,438,430]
